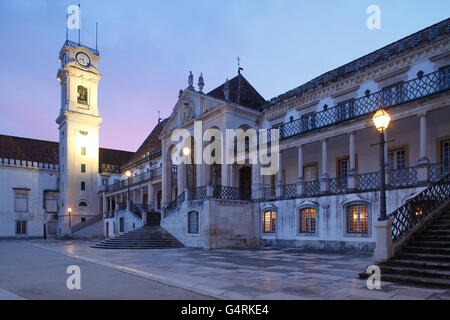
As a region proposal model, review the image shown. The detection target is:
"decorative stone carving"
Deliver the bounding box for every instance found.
[182,98,194,122]
[187,71,194,90]
[198,73,204,93]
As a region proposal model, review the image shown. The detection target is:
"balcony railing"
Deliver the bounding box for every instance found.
[213,186,251,201]
[101,166,164,193]
[259,164,444,202]
[63,40,99,56]
[188,186,207,201]
[270,69,449,142]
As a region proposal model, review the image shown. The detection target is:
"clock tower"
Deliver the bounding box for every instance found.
[56,41,102,236]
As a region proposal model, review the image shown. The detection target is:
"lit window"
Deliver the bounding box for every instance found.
[188,211,199,234]
[81,164,86,173]
[347,205,369,233]
[16,221,27,235]
[299,208,316,233]
[263,210,276,233]
[14,190,28,212]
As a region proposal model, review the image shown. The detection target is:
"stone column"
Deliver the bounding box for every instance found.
[348,132,357,190]
[252,162,261,200]
[296,145,304,196]
[417,113,429,182]
[320,139,329,193]
[275,150,283,198]
[147,182,154,208]
[374,218,394,263]
[102,192,107,218]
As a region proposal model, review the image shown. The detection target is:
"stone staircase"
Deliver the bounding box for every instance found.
[71,215,102,233]
[362,208,450,288]
[91,225,184,249]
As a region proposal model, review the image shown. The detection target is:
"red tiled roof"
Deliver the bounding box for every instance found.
[0,134,133,171]
[207,74,266,110]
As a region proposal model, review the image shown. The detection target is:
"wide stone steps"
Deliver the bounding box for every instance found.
[360,206,450,288]
[92,226,183,249]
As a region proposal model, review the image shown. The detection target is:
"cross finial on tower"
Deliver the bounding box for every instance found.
[157,110,162,123]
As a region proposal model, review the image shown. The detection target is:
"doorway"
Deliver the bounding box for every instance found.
[239,166,252,200]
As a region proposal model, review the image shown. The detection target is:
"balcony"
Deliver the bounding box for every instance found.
[100,166,164,193]
[270,69,449,142]
[260,164,447,202]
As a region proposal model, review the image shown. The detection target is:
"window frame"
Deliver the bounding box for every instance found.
[15,220,27,235]
[81,164,86,173]
[188,211,199,234]
[344,202,371,237]
[14,189,29,213]
[80,181,86,191]
[298,206,318,235]
[262,209,277,234]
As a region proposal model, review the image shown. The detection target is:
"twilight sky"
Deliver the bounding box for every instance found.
[0,0,449,152]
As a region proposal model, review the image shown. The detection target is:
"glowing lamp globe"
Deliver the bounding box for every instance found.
[372,109,391,132]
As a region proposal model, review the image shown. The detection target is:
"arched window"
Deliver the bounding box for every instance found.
[78,201,88,207]
[299,208,316,233]
[347,204,369,234]
[77,85,88,105]
[262,210,276,233]
[188,211,199,234]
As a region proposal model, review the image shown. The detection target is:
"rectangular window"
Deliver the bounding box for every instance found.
[81,147,86,156]
[303,164,318,182]
[263,210,276,233]
[442,139,450,167]
[44,191,58,213]
[188,211,199,234]
[14,190,28,212]
[81,164,86,173]
[16,221,27,235]
[338,158,349,186]
[299,208,316,233]
[81,181,86,191]
[347,205,369,234]
[389,148,407,182]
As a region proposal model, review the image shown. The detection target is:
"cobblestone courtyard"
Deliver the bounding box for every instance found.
[10,240,449,300]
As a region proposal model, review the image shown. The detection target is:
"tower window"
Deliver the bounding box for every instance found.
[81,182,86,191]
[81,164,86,173]
[77,86,88,105]
[81,147,86,156]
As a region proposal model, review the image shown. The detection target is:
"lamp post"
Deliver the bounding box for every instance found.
[126,170,131,210]
[182,147,191,190]
[372,109,391,221]
[68,207,72,232]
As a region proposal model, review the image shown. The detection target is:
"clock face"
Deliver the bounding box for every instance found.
[76,52,91,67]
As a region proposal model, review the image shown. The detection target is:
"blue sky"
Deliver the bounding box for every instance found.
[0,0,449,151]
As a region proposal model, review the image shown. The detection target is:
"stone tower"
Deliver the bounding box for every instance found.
[56,41,102,236]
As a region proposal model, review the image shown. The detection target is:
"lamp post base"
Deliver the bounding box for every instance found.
[374,217,394,263]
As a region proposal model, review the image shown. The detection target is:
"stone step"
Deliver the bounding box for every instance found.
[415,234,450,241]
[379,265,450,280]
[403,246,450,255]
[387,259,450,270]
[424,229,450,235]
[426,226,450,231]
[379,273,450,288]
[397,252,450,263]
[408,240,450,247]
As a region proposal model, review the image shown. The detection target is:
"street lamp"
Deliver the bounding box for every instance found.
[68,207,72,231]
[125,170,132,209]
[372,109,391,221]
[182,147,191,189]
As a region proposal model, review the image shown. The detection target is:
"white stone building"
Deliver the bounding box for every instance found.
[0,19,449,253]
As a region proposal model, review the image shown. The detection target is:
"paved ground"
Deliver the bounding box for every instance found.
[9,239,449,300]
[0,241,211,300]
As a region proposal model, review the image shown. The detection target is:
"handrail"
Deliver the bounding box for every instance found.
[390,173,450,242]
[271,69,449,141]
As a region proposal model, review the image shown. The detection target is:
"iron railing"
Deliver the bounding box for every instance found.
[270,69,449,141]
[283,184,297,199]
[390,173,450,242]
[102,166,163,193]
[389,167,418,188]
[213,186,251,201]
[329,177,348,195]
[188,186,207,200]
[429,163,450,182]
[264,186,276,201]
[130,204,142,219]
[165,191,185,217]
[304,180,321,196]
[357,172,380,191]
[63,40,99,56]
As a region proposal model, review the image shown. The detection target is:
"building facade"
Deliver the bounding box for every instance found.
[0,19,449,251]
